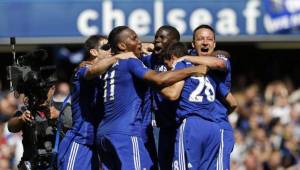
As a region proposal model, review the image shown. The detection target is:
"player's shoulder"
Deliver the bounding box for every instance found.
[173,58,192,70]
[74,65,89,79]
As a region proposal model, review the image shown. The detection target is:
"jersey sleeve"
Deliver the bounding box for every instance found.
[173,60,189,71]
[74,66,89,80]
[217,82,230,98]
[128,58,150,79]
[217,55,230,72]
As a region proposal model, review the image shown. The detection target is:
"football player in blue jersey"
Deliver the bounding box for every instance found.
[58,35,136,170]
[182,25,238,170]
[96,26,207,170]
[161,41,230,170]
[141,25,181,170]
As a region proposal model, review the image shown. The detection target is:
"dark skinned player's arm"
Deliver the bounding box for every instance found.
[182,55,226,71]
[85,52,136,79]
[225,92,238,114]
[143,65,206,88]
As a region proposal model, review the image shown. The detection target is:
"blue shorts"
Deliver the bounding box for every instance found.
[57,136,99,170]
[218,128,235,170]
[98,134,153,170]
[173,117,220,170]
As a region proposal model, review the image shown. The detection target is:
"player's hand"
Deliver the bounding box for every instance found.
[20,110,34,123]
[212,50,230,59]
[141,43,154,55]
[114,52,137,60]
[194,65,208,76]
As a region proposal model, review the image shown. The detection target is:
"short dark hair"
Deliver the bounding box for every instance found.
[83,35,107,60]
[108,26,129,53]
[84,35,107,52]
[158,25,180,41]
[193,24,215,41]
[165,42,188,60]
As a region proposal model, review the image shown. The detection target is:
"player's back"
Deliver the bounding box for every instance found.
[69,66,103,145]
[175,60,217,122]
[97,59,148,137]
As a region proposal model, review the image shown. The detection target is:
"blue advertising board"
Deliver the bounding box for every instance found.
[1,0,300,43]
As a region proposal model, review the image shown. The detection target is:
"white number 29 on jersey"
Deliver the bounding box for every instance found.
[188,76,215,102]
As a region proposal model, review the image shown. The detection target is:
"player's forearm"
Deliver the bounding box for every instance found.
[85,57,117,79]
[7,116,24,132]
[184,56,226,71]
[154,66,201,87]
[225,92,238,114]
[160,81,184,101]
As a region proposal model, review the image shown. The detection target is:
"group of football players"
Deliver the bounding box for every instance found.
[57,24,238,170]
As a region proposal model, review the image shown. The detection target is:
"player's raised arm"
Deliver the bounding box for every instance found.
[182,55,226,71]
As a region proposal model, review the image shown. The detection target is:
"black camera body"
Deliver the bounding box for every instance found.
[7,49,56,107]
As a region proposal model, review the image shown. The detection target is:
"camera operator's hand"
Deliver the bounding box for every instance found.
[19,110,34,123]
[8,110,33,133]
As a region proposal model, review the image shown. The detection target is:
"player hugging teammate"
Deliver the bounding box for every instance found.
[58,24,238,170]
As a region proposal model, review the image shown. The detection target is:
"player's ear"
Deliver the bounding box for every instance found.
[117,42,127,51]
[213,41,216,50]
[89,49,98,57]
[191,41,195,49]
[171,54,177,60]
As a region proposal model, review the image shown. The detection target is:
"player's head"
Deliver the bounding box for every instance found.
[108,26,142,56]
[192,24,216,56]
[163,42,188,70]
[84,35,110,61]
[153,25,180,57]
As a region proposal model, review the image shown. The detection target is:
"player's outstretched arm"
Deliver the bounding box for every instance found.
[85,52,136,79]
[144,65,208,88]
[225,92,238,114]
[182,55,226,71]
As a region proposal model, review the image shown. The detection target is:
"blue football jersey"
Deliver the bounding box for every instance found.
[174,60,219,122]
[188,49,232,129]
[70,66,103,145]
[97,58,150,137]
[141,54,178,128]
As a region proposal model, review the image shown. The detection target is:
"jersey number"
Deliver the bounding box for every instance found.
[103,70,115,102]
[189,76,215,102]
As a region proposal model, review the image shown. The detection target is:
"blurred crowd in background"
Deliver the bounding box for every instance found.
[230,78,300,170]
